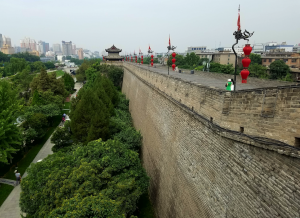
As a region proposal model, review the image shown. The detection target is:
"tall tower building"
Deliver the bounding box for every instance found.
[0,34,3,49]
[72,44,76,55]
[37,40,46,54]
[62,41,72,56]
[77,48,84,60]
[53,43,61,53]
[2,36,12,47]
[20,37,37,51]
[45,43,49,52]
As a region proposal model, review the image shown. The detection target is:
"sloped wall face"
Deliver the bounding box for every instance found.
[122,68,300,218]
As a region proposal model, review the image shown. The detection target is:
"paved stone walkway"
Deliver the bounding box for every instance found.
[0,129,56,218]
[0,178,16,186]
[127,63,298,90]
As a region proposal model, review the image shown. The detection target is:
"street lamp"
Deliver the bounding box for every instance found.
[148,46,153,67]
[167,35,177,75]
[232,5,254,91]
[139,49,143,65]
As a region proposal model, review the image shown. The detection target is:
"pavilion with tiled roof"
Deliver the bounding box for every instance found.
[104,45,123,61]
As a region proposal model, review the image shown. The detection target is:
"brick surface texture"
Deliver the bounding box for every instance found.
[121,63,300,218]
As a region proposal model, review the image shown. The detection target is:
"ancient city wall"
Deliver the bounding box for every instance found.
[124,63,300,146]
[122,63,300,218]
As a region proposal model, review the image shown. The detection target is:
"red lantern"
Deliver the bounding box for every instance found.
[171,52,176,70]
[240,69,250,83]
[103,56,104,61]
[135,56,137,63]
[242,57,251,68]
[151,54,154,67]
[243,44,252,56]
[141,55,143,64]
[172,64,176,70]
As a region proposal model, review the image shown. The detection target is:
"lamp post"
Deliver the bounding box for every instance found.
[232,5,254,91]
[139,49,143,65]
[167,35,177,75]
[148,46,153,67]
[134,51,137,63]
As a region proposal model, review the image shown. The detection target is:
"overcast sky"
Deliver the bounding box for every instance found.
[1,0,299,54]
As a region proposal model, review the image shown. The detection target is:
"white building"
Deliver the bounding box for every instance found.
[2,35,12,47]
[57,55,66,62]
[46,51,55,57]
[187,46,207,53]
[53,43,61,53]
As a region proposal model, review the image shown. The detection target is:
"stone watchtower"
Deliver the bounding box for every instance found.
[104,45,123,62]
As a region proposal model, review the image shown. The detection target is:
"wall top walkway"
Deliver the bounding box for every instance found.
[124,62,298,91]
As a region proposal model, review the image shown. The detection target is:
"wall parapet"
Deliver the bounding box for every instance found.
[123,62,300,146]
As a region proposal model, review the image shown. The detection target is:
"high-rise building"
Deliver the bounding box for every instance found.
[2,36,12,47]
[0,34,3,49]
[53,43,61,53]
[45,43,49,52]
[72,44,76,55]
[77,48,84,60]
[62,41,72,56]
[1,44,15,54]
[20,37,37,51]
[37,40,46,54]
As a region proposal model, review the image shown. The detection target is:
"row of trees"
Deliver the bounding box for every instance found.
[0,68,75,164]
[0,51,55,78]
[20,63,150,217]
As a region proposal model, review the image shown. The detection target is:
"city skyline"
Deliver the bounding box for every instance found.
[1,0,300,54]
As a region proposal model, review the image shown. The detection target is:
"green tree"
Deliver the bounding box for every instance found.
[62,73,75,93]
[167,54,185,67]
[30,61,45,72]
[0,80,22,163]
[51,121,72,152]
[71,88,110,143]
[20,139,149,217]
[44,61,55,69]
[30,68,66,97]
[249,53,262,65]
[220,64,234,74]
[269,60,290,79]
[66,55,72,60]
[184,52,200,66]
[248,63,268,78]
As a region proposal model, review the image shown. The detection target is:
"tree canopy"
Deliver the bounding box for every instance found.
[269,60,290,79]
[20,139,149,217]
[0,80,22,163]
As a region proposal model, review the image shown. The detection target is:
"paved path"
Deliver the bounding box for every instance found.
[0,134,56,218]
[0,178,16,186]
[127,63,298,91]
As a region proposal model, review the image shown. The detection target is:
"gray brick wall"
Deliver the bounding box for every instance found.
[123,63,300,146]
[122,63,300,218]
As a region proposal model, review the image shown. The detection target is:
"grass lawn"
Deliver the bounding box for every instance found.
[55,70,65,78]
[63,102,71,110]
[48,70,65,78]
[0,114,62,207]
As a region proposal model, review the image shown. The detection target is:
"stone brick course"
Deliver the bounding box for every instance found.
[122,63,300,218]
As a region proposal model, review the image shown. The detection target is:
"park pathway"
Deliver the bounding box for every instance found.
[0,129,55,218]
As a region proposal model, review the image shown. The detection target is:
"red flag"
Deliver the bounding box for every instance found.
[169,35,171,46]
[149,46,151,50]
[237,5,241,31]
